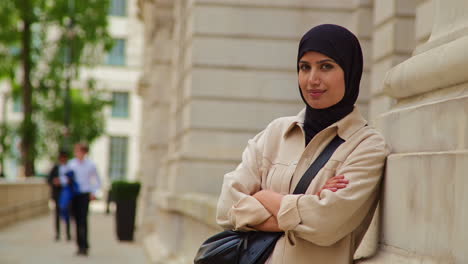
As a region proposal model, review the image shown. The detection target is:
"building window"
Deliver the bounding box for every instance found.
[109,0,127,17]
[13,96,22,113]
[111,92,129,118]
[108,136,128,181]
[106,38,126,66]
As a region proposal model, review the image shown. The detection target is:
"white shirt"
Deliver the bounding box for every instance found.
[67,158,101,194]
[59,163,70,186]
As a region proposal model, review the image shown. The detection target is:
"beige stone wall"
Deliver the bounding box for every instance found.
[136,0,174,235]
[362,0,468,263]
[415,0,433,48]
[368,0,417,121]
[357,0,418,260]
[0,179,49,229]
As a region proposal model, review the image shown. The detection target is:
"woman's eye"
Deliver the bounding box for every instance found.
[320,63,334,70]
[299,64,310,71]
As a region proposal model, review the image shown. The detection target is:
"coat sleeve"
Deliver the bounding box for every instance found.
[276,133,389,246]
[216,128,272,231]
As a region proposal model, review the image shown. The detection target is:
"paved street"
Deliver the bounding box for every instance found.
[0,202,148,264]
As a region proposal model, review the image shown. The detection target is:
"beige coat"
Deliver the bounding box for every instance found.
[216,107,389,264]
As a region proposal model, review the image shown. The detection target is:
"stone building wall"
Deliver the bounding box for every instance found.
[368,0,416,120]
[136,0,468,263]
[135,0,174,235]
[364,0,468,262]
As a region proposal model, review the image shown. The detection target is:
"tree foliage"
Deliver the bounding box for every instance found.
[40,82,111,158]
[0,0,112,176]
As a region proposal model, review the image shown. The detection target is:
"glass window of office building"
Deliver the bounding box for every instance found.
[108,136,128,181]
[106,38,126,66]
[111,91,129,118]
[109,0,127,16]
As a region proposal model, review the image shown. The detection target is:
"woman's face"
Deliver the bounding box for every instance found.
[298,51,345,109]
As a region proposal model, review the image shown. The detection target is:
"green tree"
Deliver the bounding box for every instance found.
[0,1,21,177]
[40,82,111,159]
[0,0,112,176]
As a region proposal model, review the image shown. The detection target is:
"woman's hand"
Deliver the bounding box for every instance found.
[316,175,348,196]
[52,177,61,186]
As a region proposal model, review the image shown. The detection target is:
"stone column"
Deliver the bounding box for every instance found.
[369,0,416,121]
[364,0,468,263]
[414,0,433,49]
[356,1,416,260]
[349,1,380,260]
[351,0,374,119]
[136,0,174,237]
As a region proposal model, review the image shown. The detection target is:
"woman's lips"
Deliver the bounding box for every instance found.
[308,90,325,99]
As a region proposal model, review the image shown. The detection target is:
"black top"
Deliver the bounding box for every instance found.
[47,164,62,200]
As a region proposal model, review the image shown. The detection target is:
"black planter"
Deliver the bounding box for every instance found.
[115,199,137,241]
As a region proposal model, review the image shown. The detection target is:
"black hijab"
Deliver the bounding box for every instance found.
[297,24,363,145]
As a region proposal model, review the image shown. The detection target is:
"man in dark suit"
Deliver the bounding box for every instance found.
[47,150,71,241]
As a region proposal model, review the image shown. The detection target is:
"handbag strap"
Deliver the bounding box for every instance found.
[293,135,345,195]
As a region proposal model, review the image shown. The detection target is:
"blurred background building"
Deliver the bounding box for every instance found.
[84,0,144,191]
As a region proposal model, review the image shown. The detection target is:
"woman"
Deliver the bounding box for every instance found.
[216,24,389,263]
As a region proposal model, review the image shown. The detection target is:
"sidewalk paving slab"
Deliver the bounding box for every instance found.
[0,201,148,264]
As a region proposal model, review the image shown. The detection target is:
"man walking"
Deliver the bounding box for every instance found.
[68,143,101,256]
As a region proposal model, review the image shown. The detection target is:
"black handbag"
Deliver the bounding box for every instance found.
[194,136,344,264]
[194,230,283,264]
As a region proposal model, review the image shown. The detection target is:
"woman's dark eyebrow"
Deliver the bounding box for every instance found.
[315,59,336,64]
[298,59,336,65]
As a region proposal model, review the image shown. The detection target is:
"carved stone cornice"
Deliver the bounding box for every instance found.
[384,0,468,100]
[384,35,468,100]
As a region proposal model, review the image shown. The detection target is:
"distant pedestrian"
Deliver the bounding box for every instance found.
[59,169,79,225]
[47,150,71,241]
[68,143,101,256]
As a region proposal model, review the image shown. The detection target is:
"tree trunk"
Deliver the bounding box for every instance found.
[0,93,8,178]
[20,0,35,177]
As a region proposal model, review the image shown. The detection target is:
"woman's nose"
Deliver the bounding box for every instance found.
[308,70,321,85]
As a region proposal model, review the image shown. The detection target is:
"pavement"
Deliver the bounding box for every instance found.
[0,201,148,264]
